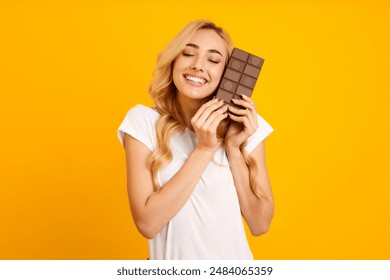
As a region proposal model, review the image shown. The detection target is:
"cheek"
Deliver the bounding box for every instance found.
[172,70,181,90]
[172,57,187,79]
[212,65,226,83]
[172,61,182,84]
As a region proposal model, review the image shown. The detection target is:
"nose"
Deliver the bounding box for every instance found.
[190,56,204,72]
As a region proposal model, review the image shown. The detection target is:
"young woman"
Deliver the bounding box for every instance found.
[118,20,274,259]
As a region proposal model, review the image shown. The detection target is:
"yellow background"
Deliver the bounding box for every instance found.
[1,0,389,259]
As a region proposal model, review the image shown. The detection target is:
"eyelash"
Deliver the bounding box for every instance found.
[182,53,220,64]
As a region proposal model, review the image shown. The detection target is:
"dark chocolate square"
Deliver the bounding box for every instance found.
[243,64,260,78]
[240,74,256,89]
[220,78,238,93]
[236,85,252,96]
[224,68,241,83]
[248,55,264,68]
[228,58,246,72]
[232,48,249,62]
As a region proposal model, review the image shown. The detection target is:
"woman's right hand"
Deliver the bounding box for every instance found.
[190,98,228,153]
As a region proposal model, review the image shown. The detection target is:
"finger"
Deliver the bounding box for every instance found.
[231,98,257,126]
[231,98,256,112]
[203,104,228,128]
[228,113,256,135]
[241,95,259,129]
[192,98,221,123]
[240,94,255,105]
[193,99,224,126]
[228,105,257,128]
[209,111,229,132]
[228,113,251,129]
[227,105,247,116]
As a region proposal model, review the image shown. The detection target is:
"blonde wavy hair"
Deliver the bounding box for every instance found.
[149,20,261,198]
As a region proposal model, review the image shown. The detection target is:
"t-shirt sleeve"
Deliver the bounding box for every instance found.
[117,105,157,151]
[244,114,274,153]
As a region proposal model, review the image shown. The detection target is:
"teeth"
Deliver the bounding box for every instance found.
[185,75,206,84]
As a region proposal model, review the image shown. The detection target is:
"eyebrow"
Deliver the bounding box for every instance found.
[185,43,223,57]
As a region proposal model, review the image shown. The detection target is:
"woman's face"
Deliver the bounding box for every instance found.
[172,29,228,103]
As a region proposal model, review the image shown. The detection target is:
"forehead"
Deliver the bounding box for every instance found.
[187,29,227,57]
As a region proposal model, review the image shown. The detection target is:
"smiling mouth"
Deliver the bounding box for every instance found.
[184,75,207,85]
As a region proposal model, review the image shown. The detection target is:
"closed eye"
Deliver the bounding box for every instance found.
[208,59,220,64]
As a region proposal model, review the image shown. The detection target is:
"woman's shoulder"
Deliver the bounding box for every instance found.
[124,104,161,123]
[117,104,159,148]
[127,104,160,117]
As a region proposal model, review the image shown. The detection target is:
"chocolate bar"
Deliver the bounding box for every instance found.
[215,48,264,108]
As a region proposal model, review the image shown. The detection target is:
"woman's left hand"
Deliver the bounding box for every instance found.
[225,94,259,150]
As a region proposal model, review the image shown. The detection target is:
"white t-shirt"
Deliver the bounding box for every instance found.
[118,104,273,260]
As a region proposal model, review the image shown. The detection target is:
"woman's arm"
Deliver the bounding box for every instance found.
[125,135,215,239]
[124,99,228,239]
[225,141,274,236]
[225,95,274,236]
